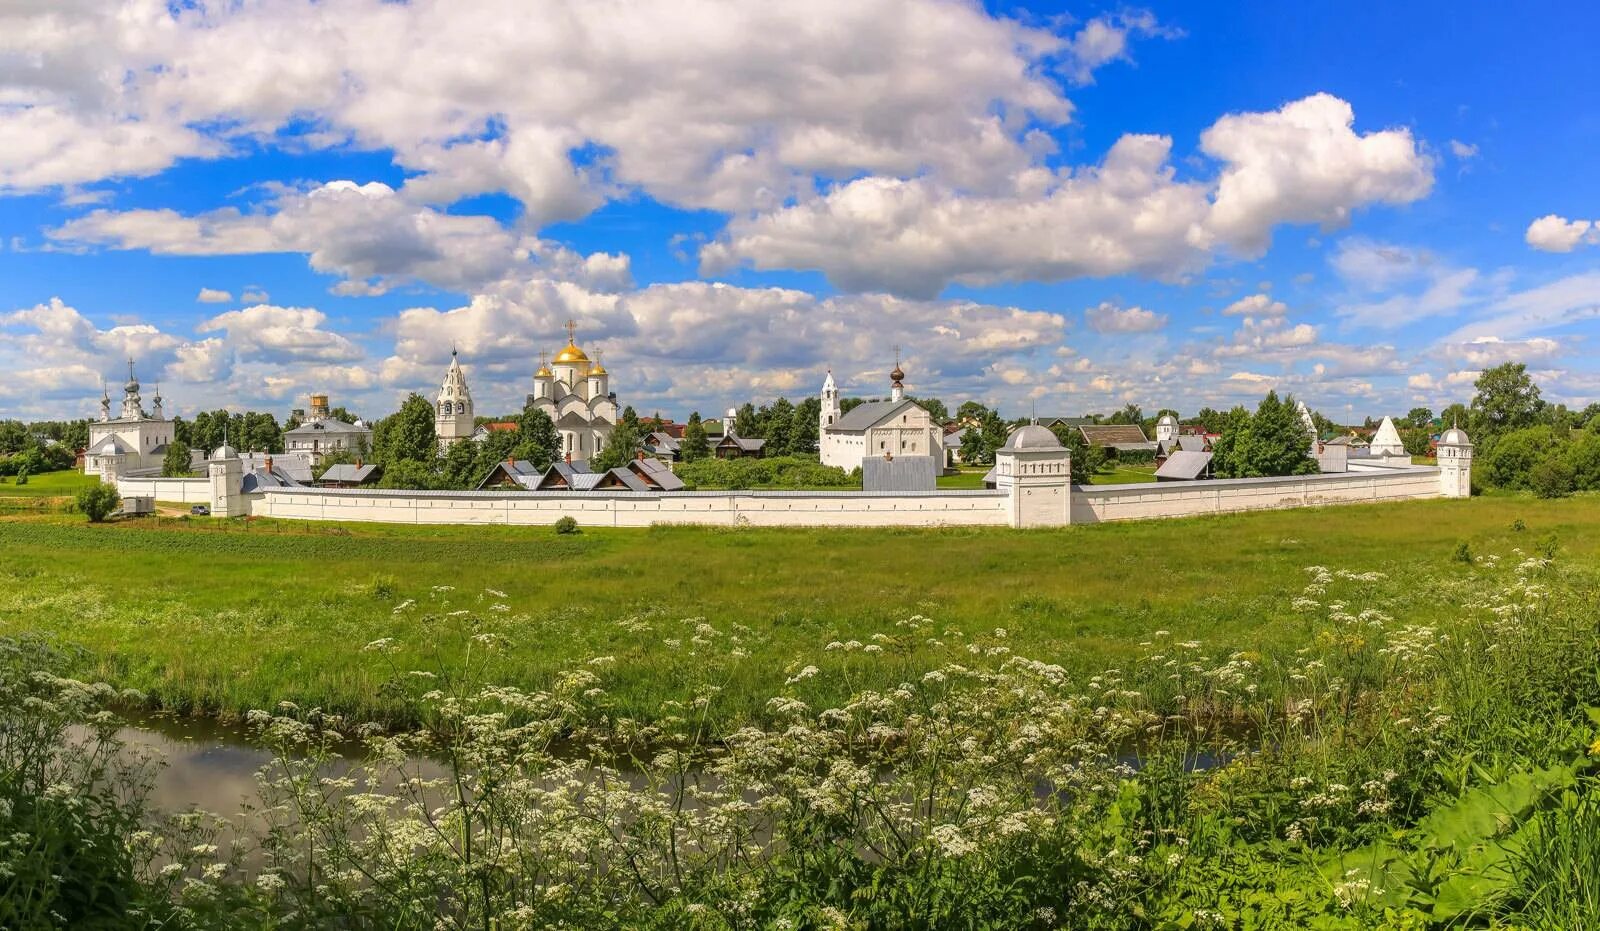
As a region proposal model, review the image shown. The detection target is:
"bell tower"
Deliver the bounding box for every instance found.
[435,348,475,451]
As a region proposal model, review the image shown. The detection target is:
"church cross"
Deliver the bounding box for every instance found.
[565,319,578,343]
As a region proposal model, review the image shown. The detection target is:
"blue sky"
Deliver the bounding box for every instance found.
[2,0,1597,424]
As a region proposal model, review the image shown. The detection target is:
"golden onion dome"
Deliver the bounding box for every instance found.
[589,361,607,376]
[535,363,553,378]
[553,341,590,364]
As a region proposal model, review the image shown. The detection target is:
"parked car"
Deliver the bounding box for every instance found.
[190,504,211,516]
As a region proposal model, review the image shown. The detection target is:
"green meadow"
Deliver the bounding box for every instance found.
[4,481,1596,728]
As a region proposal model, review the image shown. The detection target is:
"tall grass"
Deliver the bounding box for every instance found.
[3,540,1597,927]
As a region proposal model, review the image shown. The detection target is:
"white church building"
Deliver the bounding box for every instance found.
[529,322,616,460]
[434,322,618,460]
[819,357,944,472]
[84,360,176,476]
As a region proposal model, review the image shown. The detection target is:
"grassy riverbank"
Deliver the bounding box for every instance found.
[2,495,1598,727]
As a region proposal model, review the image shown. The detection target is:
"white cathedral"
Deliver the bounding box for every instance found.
[435,321,617,459]
[84,360,177,476]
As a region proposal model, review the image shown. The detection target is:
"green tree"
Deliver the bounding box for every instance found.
[680,412,710,462]
[0,420,27,454]
[1048,422,1101,483]
[1400,427,1433,458]
[1483,425,1559,489]
[592,408,644,470]
[955,401,991,424]
[373,394,438,465]
[160,440,193,477]
[76,483,121,522]
[1529,456,1575,498]
[1470,363,1541,441]
[790,398,821,456]
[1405,406,1434,429]
[764,397,796,456]
[1108,403,1144,426]
[733,403,759,439]
[1193,407,1224,434]
[1239,392,1318,477]
[377,459,443,490]
[514,405,561,468]
[1564,430,1600,491]
[439,437,484,489]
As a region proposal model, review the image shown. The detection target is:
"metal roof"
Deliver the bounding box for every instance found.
[1154,450,1214,480]
[319,463,379,483]
[862,454,939,492]
[284,418,371,435]
[1078,424,1150,446]
[87,435,134,455]
[832,398,920,432]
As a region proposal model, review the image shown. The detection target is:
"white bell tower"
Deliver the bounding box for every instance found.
[435,348,475,451]
[820,369,840,430]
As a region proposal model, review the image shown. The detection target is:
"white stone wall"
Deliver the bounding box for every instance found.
[249,488,1013,528]
[1071,468,1441,524]
[113,476,211,503]
[173,463,1453,530]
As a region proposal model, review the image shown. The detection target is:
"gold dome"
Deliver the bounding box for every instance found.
[535,363,553,378]
[589,361,607,375]
[553,341,590,364]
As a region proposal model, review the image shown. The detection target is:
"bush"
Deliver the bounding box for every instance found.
[1453,541,1474,563]
[74,483,121,522]
[1529,457,1575,499]
[13,466,26,486]
[554,515,579,535]
[676,455,854,490]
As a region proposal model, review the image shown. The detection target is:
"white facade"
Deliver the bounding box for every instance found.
[85,360,176,477]
[285,393,372,461]
[435,352,476,451]
[1436,426,1474,498]
[990,424,1072,528]
[1155,413,1179,446]
[1369,416,1406,457]
[529,325,616,460]
[818,361,943,472]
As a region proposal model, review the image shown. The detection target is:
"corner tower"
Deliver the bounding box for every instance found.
[1436,424,1473,498]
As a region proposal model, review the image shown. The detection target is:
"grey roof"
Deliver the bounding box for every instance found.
[285,418,371,436]
[1440,426,1471,445]
[1002,424,1062,450]
[645,431,681,451]
[717,432,765,451]
[241,467,305,493]
[1154,450,1213,480]
[87,435,134,455]
[604,468,651,492]
[832,398,920,432]
[476,459,541,489]
[1078,424,1150,446]
[1040,416,1095,428]
[630,456,685,491]
[943,431,966,449]
[319,463,379,484]
[862,455,939,492]
[1107,441,1158,453]
[1178,434,1209,452]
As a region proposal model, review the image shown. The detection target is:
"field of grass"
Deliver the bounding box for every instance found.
[0,468,98,497]
[1088,463,1158,484]
[4,493,1596,729]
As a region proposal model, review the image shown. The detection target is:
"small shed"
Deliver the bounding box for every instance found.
[1154,450,1214,482]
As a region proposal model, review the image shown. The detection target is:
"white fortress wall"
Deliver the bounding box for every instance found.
[1071,467,1441,524]
[249,487,1014,528]
[114,476,211,504]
